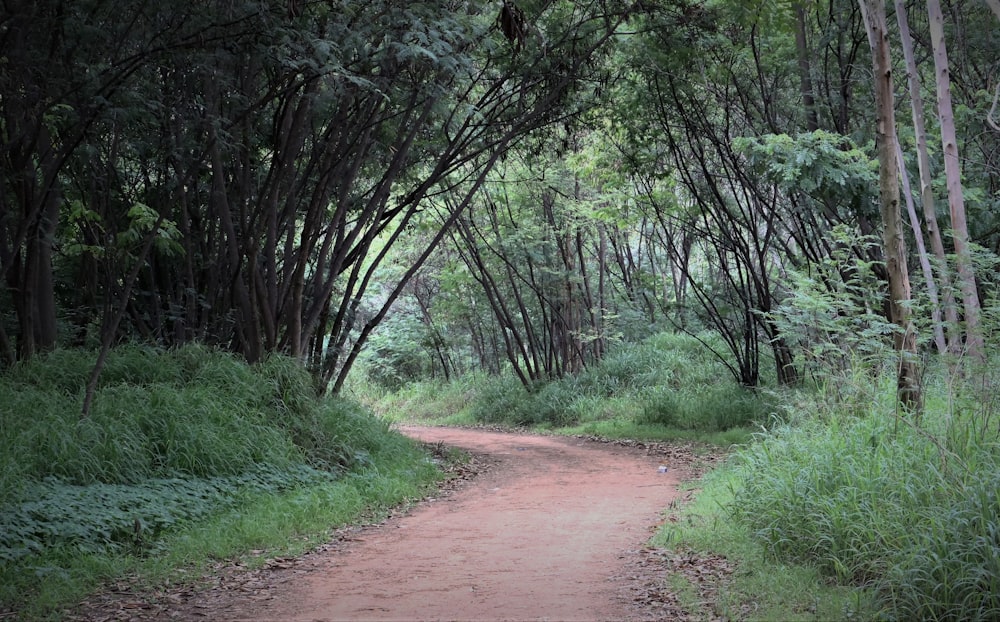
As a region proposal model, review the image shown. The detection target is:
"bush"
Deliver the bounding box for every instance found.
[0,465,337,564]
[0,345,402,496]
[468,376,537,426]
[637,386,680,427]
[458,331,775,431]
[638,384,778,431]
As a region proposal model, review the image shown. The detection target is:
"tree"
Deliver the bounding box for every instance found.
[894,0,958,355]
[926,0,984,361]
[858,0,922,410]
[0,0,634,398]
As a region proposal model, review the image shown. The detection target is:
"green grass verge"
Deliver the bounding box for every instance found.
[704,354,1000,621]
[0,345,444,620]
[4,429,442,621]
[652,468,875,621]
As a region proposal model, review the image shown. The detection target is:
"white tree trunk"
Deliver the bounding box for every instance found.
[895,141,947,355]
[927,0,984,361]
[894,0,959,353]
[985,0,1000,21]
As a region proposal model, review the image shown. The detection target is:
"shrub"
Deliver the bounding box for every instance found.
[468,376,537,426]
[0,345,398,495]
[459,331,774,431]
[637,386,680,427]
[638,384,777,431]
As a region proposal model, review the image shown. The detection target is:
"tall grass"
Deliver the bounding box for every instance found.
[723,360,1000,621]
[650,467,873,620]
[0,345,442,618]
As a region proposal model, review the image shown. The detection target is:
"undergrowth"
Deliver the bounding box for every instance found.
[718,360,1000,621]
[357,331,778,444]
[652,468,874,620]
[0,345,442,619]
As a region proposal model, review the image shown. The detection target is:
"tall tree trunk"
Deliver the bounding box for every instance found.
[792,1,820,131]
[985,0,1000,20]
[895,0,960,353]
[927,0,984,362]
[860,0,922,411]
[82,214,167,417]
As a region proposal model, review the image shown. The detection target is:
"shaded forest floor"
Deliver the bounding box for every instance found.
[70,426,728,621]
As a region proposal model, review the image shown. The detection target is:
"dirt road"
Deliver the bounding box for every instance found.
[75,426,705,621]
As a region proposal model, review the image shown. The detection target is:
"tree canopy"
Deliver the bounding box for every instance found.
[2,0,998,406]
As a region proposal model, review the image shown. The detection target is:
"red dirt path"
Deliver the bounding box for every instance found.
[73,426,705,621]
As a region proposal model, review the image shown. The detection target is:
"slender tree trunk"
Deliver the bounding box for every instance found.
[860,0,922,411]
[596,222,608,360]
[895,0,960,353]
[896,140,947,354]
[82,214,167,417]
[985,0,1000,20]
[927,0,984,362]
[793,1,820,131]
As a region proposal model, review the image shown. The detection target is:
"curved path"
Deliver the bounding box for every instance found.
[73,426,694,621]
[245,426,684,621]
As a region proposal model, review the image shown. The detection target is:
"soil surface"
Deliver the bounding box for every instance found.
[72,426,725,621]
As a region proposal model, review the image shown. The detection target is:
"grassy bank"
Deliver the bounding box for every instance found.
[0,345,442,620]
[649,359,1000,621]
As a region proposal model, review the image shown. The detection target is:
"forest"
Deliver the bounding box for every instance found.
[2,0,999,619]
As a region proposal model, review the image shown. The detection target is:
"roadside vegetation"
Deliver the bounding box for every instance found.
[0,346,442,620]
[654,352,1000,621]
[353,331,776,447]
[358,314,1000,620]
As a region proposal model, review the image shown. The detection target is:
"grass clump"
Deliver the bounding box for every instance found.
[651,467,874,620]
[721,364,1000,621]
[0,344,443,619]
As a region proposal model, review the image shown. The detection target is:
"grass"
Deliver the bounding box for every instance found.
[692,355,1000,622]
[0,345,444,620]
[557,419,754,445]
[651,468,876,620]
[355,331,777,447]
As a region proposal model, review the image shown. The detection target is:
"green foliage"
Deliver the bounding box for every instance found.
[0,347,309,495]
[725,368,1000,621]
[881,465,1000,621]
[354,375,477,425]
[0,465,336,564]
[468,376,542,426]
[638,384,776,431]
[651,468,874,621]
[357,314,448,391]
[369,330,779,439]
[766,225,898,384]
[0,345,442,618]
[734,131,877,207]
